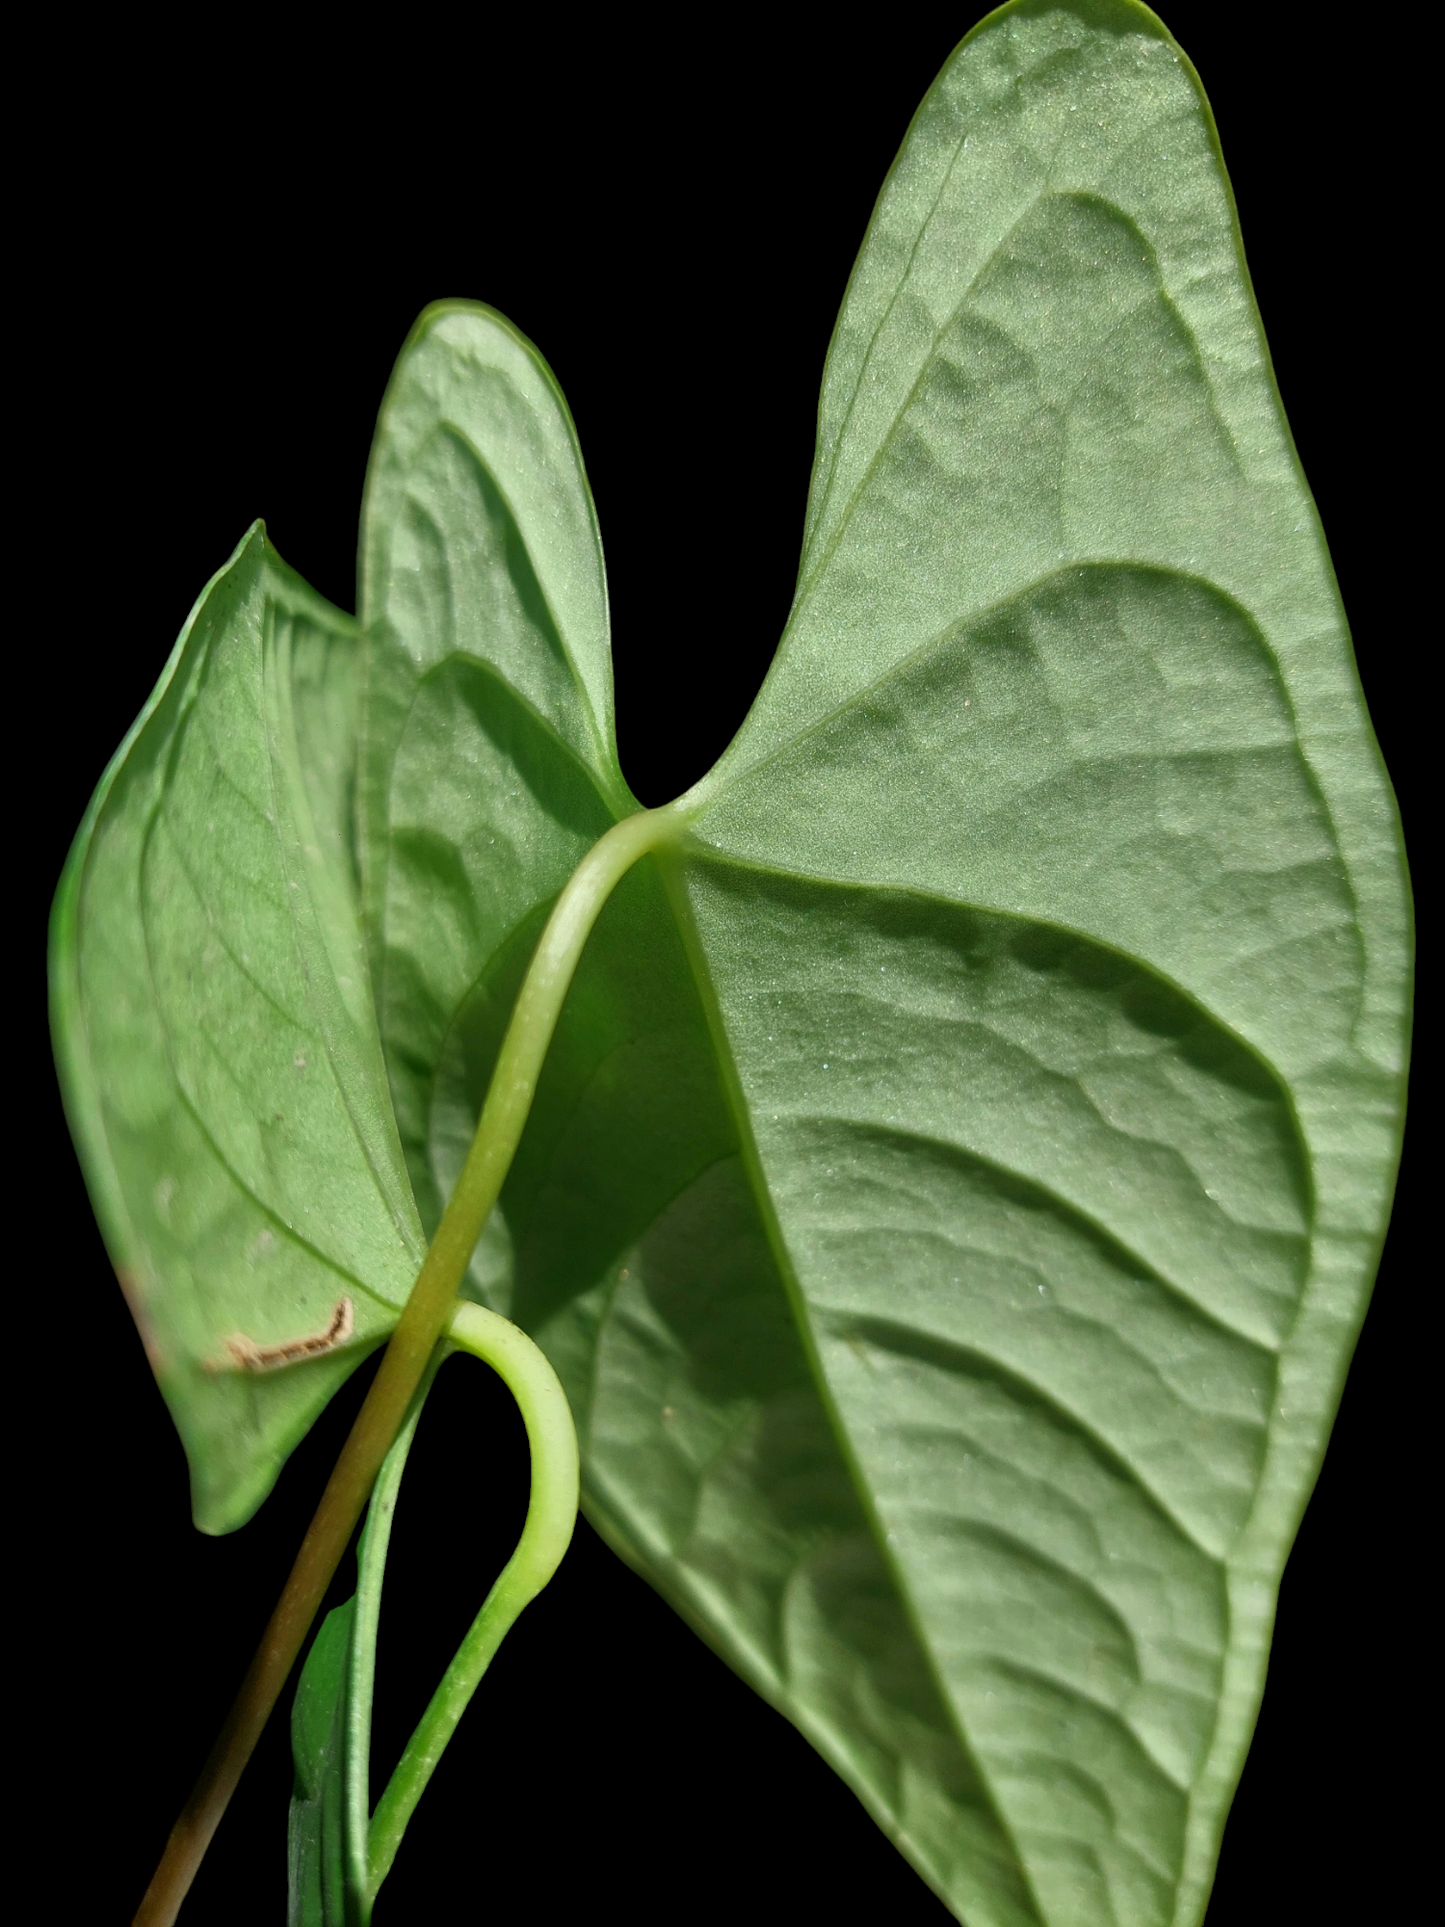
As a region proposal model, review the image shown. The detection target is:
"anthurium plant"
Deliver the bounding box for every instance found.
[50,3,1410,1923]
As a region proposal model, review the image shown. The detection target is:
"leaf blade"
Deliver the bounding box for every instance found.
[356,300,632,984]
[674,3,1409,1917]
[52,527,423,1530]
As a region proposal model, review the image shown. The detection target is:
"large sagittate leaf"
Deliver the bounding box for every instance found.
[54,4,1409,1923]
[661,10,1409,1909]
[51,528,424,1531]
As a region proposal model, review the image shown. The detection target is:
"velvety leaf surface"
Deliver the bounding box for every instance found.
[51,528,423,1531]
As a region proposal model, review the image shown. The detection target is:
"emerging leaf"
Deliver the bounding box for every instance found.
[288,1601,357,1927]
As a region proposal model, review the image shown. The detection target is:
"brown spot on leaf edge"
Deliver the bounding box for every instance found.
[115,1267,166,1373]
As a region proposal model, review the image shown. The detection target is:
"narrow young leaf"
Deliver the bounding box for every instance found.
[288,1600,357,1927]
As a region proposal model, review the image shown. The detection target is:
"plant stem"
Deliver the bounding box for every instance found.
[361,1302,581,1909]
[343,1350,444,1908]
[134,804,681,1927]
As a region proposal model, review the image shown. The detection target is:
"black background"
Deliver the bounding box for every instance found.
[20,5,1422,1923]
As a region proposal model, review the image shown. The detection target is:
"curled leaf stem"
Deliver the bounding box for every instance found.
[360,1302,580,1909]
[134,805,681,1927]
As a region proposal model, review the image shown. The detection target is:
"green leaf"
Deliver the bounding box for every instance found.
[55,3,1409,1921]
[50,527,425,1532]
[353,6,1407,1923]
[354,300,633,1253]
[288,1600,357,1927]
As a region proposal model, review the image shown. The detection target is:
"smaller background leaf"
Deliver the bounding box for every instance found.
[50,528,425,1531]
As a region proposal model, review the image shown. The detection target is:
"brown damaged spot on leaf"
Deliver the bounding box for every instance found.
[215,1296,356,1374]
[116,1267,165,1373]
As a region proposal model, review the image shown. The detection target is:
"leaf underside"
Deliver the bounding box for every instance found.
[52,5,1408,1924]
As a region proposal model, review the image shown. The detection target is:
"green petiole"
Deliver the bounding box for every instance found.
[340,1354,441,1917]
[347,1303,582,1916]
